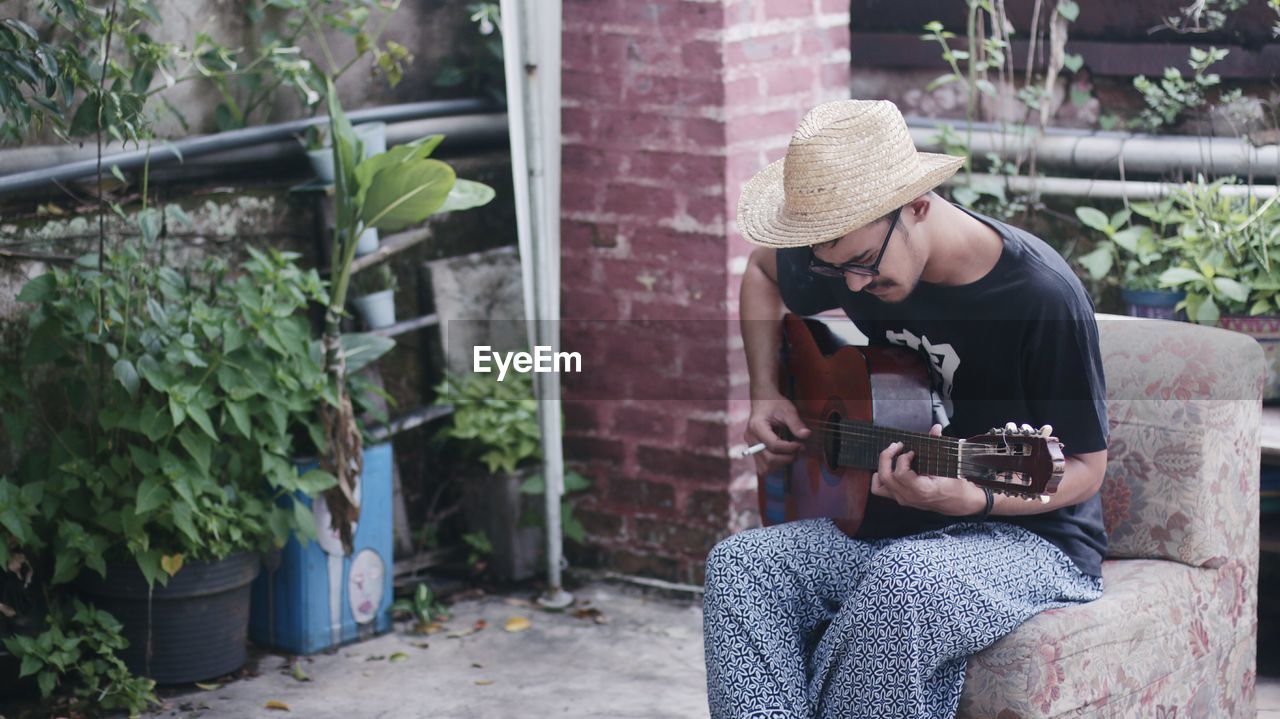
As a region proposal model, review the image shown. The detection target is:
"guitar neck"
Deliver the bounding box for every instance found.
[833,420,961,478]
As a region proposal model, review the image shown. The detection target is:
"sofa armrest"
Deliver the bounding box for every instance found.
[1097,315,1263,567]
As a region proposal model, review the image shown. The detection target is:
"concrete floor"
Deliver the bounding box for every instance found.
[145,580,1280,719]
[149,580,709,719]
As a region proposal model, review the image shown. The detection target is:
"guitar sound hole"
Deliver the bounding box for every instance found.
[824,411,841,471]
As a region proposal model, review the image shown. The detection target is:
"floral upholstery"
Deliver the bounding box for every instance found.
[960,316,1264,718]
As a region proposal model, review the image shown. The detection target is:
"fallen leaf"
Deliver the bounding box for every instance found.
[195,682,220,691]
[265,700,290,711]
[161,554,184,577]
[414,621,442,635]
[474,679,494,686]
[389,652,409,663]
[474,619,487,631]
[365,655,386,662]
[503,597,534,607]
[471,662,483,668]
[410,641,430,649]
[290,663,310,682]
[504,616,531,633]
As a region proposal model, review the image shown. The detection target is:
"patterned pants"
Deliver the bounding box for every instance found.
[703,519,1103,719]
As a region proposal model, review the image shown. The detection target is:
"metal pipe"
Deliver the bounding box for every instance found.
[949,173,1279,200]
[0,98,499,195]
[142,113,509,181]
[908,119,1280,178]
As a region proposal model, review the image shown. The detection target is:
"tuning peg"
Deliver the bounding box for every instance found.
[1020,423,1035,435]
[1005,422,1018,432]
[1040,424,1053,437]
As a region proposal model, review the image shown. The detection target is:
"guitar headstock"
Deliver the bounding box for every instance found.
[961,424,1065,499]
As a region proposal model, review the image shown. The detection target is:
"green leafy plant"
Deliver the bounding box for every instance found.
[1149,177,1280,322]
[1,229,339,589]
[390,581,450,626]
[1133,46,1230,131]
[1073,205,1172,292]
[433,370,540,475]
[461,530,492,568]
[197,0,412,131]
[352,263,398,296]
[518,470,593,544]
[919,1,1082,220]
[3,598,158,715]
[433,3,505,105]
[315,79,494,550]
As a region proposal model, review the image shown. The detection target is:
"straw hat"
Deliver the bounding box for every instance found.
[737,100,966,248]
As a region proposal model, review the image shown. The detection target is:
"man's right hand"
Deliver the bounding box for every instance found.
[745,394,811,474]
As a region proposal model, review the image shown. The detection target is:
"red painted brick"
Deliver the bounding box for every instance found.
[820,60,851,88]
[563,30,595,71]
[684,417,728,449]
[687,488,731,523]
[682,117,726,147]
[562,69,622,104]
[681,39,723,72]
[603,184,680,219]
[637,445,731,479]
[726,34,796,66]
[764,0,814,20]
[564,435,627,464]
[614,404,679,441]
[685,196,726,228]
[726,109,802,145]
[634,517,723,553]
[625,150,725,188]
[563,180,603,214]
[680,342,729,379]
[576,507,626,540]
[610,549,680,581]
[762,64,816,96]
[800,24,851,56]
[563,399,612,434]
[610,477,677,510]
[593,110,676,146]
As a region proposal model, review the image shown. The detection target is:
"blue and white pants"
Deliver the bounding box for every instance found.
[702,519,1103,719]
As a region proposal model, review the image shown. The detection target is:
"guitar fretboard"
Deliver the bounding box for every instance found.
[833,419,960,478]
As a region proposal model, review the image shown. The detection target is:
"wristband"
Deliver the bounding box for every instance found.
[967,487,995,522]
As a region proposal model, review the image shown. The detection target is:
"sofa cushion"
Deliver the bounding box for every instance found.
[1097,316,1262,566]
[958,558,1253,718]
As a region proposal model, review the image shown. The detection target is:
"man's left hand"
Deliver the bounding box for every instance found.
[870,424,988,516]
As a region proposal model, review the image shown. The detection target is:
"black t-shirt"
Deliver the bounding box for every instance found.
[775,205,1109,577]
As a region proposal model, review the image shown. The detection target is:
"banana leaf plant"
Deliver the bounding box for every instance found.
[320,78,495,550]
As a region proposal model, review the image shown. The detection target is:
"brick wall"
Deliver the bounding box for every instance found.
[561,0,851,583]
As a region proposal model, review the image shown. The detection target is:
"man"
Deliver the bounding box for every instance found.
[703,100,1108,719]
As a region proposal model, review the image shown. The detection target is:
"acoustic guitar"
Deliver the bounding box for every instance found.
[758,314,1065,537]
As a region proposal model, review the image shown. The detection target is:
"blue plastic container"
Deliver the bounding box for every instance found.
[249,442,394,654]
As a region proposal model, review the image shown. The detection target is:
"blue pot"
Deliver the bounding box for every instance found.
[1121,288,1186,321]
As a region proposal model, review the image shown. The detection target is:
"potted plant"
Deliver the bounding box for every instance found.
[311,77,494,553]
[1152,176,1280,398]
[1074,204,1185,319]
[351,264,399,330]
[434,370,544,582]
[0,221,339,687]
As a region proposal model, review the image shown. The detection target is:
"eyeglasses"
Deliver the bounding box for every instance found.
[808,208,902,278]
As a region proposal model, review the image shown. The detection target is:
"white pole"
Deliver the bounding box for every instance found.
[501,0,571,608]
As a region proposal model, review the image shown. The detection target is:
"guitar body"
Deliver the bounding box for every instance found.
[759,314,935,536]
[757,314,1066,537]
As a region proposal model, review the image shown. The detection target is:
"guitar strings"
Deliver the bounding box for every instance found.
[786,418,1025,478]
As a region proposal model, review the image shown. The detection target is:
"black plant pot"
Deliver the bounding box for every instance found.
[75,552,260,685]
